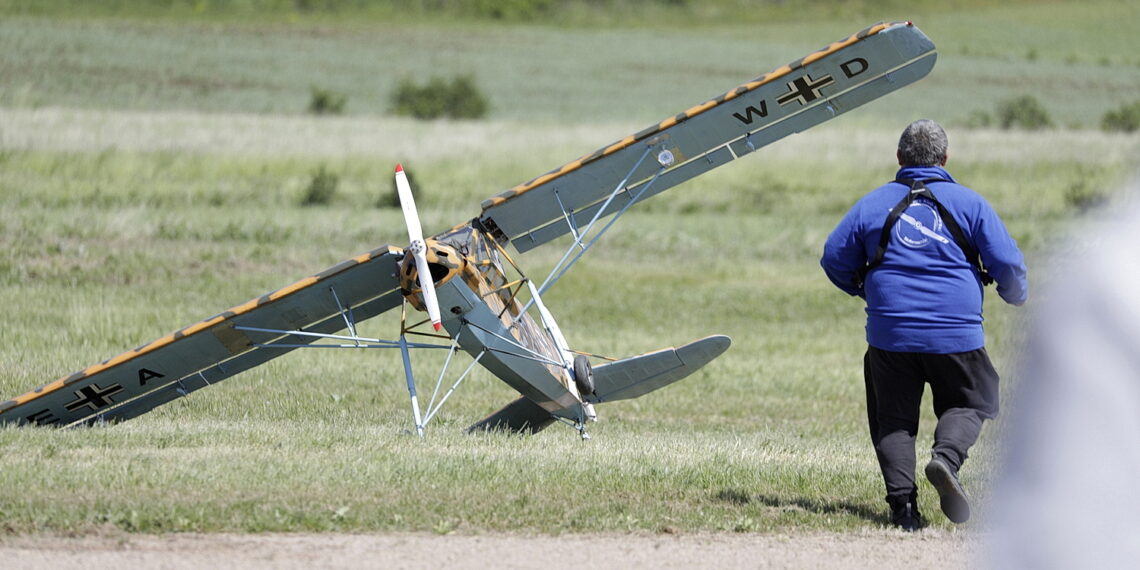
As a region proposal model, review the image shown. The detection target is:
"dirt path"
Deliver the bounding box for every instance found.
[2,530,980,569]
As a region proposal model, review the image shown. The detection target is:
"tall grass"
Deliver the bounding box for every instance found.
[1,1,1137,126]
[0,0,1068,26]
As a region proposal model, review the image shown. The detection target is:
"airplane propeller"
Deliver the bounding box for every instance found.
[394,163,442,331]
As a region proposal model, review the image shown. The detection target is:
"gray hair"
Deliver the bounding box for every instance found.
[897,119,948,166]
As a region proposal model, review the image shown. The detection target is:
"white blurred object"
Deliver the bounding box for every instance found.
[987,184,1140,569]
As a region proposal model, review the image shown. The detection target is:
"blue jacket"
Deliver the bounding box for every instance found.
[821,165,1028,353]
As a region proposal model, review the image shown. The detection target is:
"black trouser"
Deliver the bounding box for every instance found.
[863,346,999,503]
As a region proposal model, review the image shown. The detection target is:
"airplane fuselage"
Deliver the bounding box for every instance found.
[397,224,585,419]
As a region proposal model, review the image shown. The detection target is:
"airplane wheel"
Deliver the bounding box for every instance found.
[573,354,595,396]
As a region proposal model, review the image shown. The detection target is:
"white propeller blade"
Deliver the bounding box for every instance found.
[395,164,442,331]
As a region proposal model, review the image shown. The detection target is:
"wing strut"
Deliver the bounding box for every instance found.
[535,142,666,296]
[462,319,568,369]
[329,286,360,346]
[527,279,573,366]
[422,347,486,426]
[509,140,675,327]
[235,325,446,350]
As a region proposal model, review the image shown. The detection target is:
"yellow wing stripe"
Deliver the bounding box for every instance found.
[480,21,897,210]
[4,246,401,410]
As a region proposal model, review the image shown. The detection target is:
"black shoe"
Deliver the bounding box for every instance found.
[925,456,970,523]
[889,499,923,532]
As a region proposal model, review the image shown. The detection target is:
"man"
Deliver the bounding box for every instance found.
[820,119,1028,531]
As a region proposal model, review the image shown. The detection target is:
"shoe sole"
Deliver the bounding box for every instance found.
[925,459,970,523]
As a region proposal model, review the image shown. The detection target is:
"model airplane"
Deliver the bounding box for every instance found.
[0,22,937,438]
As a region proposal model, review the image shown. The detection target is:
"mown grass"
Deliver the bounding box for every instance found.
[1,419,886,534]
[1,2,1139,536]
[3,121,1135,534]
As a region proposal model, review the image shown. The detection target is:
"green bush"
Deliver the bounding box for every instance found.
[301,165,338,206]
[996,95,1053,130]
[444,75,490,119]
[961,109,993,129]
[308,86,346,115]
[1064,178,1108,212]
[1100,100,1140,133]
[466,0,555,20]
[390,75,489,120]
[382,165,422,209]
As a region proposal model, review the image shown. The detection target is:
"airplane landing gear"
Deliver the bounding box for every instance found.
[573,354,595,396]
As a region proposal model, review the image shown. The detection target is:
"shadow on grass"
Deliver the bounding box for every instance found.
[714,489,887,525]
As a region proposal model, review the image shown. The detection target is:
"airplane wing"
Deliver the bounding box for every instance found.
[478,21,937,253]
[466,396,557,434]
[0,246,405,427]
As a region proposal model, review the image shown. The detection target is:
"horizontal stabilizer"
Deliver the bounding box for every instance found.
[586,335,731,403]
[467,396,557,434]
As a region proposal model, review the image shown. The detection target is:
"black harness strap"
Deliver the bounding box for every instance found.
[855,178,993,288]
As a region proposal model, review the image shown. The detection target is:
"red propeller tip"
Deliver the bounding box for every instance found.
[395,163,404,173]
[433,322,442,331]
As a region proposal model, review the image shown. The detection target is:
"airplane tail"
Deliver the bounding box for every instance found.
[585,335,731,403]
[467,335,731,434]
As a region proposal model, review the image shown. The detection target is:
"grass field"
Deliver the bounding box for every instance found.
[1,0,1139,536]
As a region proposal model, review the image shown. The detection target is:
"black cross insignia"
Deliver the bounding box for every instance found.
[64,383,125,412]
[776,73,835,107]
